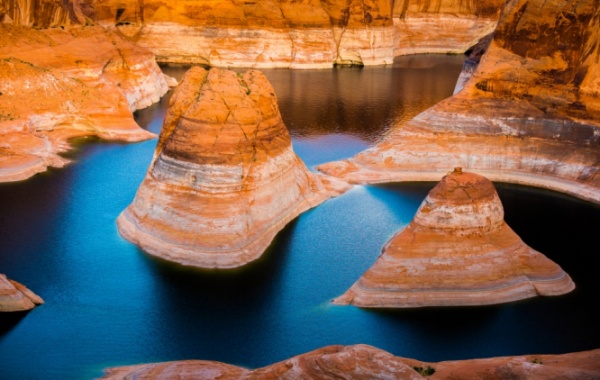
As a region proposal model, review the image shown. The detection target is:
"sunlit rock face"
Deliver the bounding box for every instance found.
[319,0,600,204]
[393,0,504,56]
[117,66,349,269]
[0,0,95,27]
[0,274,43,312]
[0,25,171,182]
[334,169,574,308]
[102,344,600,379]
[90,0,395,68]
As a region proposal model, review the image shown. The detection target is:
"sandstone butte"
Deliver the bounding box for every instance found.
[1,0,504,68]
[0,24,172,183]
[0,274,43,312]
[334,168,575,308]
[318,0,600,204]
[102,344,600,380]
[117,66,350,269]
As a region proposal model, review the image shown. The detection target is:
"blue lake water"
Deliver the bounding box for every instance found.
[1,55,599,379]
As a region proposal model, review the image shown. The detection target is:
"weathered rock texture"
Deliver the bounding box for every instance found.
[117,66,349,268]
[319,0,600,204]
[0,24,171,182]
[1,0,505,67]
[393,0,504,56]
[0,274,43,312]
[334,169,574,307]
[102,344,600,380]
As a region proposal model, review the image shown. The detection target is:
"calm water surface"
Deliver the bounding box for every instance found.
[1,56,599,379]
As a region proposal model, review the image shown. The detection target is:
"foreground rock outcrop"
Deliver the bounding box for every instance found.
[319,0,600,204]
[334,169,574,307]
[0,24,171,182]
[102,344,600,379]
[117,66,349,268]
[0,274,43,312]
[1,0,505,67]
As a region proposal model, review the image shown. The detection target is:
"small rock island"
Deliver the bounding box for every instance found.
[334,168,575,307]
[117,66,348,269]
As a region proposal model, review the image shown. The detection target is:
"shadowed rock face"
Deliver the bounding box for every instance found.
[101,344,600,379]
[334,169,574,308]
[0,274,43,312]
[117,66,349,269]
[0,25,171,182]
[319,0,600,204]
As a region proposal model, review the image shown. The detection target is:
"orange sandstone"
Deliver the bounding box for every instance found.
[0,274,43,312]
[101,344,600,380]
[319,0,600,204]
[0,24,171,182]
[334,169,574,307]
[117,67,349,269]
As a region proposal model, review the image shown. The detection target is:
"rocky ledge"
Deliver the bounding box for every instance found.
[0,24,172,183]
[334,169,574,307]
[102,344,600,379]
[117,66,349,269]
[0,274,43,312]
[318,0,600,204]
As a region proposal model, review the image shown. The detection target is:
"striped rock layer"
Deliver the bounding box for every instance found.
[0,274,43,312]
[101,344,600,380]
[318,0,600,204]
[117,67,349,269]
[334,169,574,308]
[0,24,171,182]
[1,0,504,68]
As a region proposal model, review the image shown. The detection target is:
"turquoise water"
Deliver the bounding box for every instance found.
[1,56,599,379]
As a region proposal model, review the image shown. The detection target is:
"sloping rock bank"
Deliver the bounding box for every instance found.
[102,344,600,379]
[334,169,574,308]
[319,0,600,204]
[0,274,43,312]
[117,66,349,269]
[1,0,505,67]
[0,24,171,182]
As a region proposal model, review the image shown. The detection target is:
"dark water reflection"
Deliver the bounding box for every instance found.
[0,57,598,379]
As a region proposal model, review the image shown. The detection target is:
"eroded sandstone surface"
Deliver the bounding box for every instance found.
[117,66,349,268]
[319,0,600,204]
[334,169,574,307]
[0,24,171,182]
[0,274,43,312]
[102,344,600,379]
[1,0,505,67]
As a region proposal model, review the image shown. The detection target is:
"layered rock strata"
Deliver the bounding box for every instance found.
[2,1,504,68]
[117,66,349,268]
[334,169,574,307]
[0,274,43,312]
[102,344,600,379]
[319,0,600,204]
[0,24,171,182]
[393,0,504,56]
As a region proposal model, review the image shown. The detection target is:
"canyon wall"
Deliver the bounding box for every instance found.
[102,344,600,379]
[0,25,171,182]
[0,274,43,312]
[1,1,505,67]
[117,66,349,268]
[319,0,600,204]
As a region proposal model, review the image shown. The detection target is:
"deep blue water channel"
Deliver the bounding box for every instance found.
[1,55,599,379]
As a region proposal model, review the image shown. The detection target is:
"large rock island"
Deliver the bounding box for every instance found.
[334,168,574,307]
[0,24,171,182]
[102,344,600,379]
[117,66,348,268]
[319,0,600,204]
[0,274,43,312]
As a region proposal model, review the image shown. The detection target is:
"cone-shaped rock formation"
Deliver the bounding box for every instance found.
[334,169,574,308]
[117,66,349,268]
[0,274,43,312]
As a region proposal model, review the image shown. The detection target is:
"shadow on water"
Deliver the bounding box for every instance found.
[0,312,29,336]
